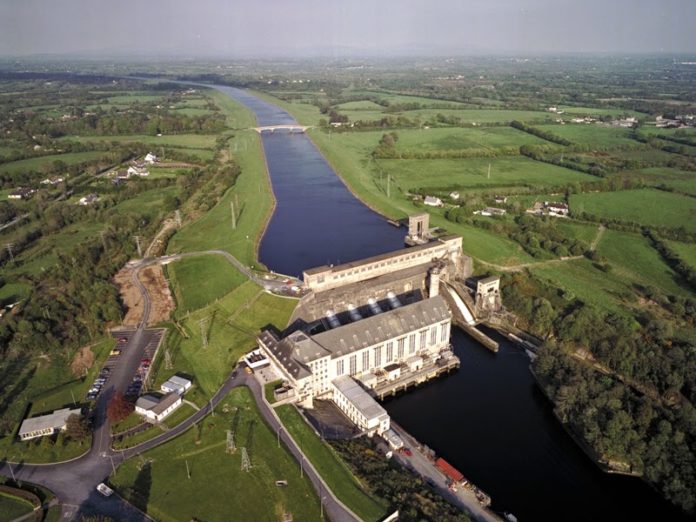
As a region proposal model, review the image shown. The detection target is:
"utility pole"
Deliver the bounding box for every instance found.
[199,317,208,349]
[133,236,142,258]
[386,174,391,198]
[487,163,491,180]
[230,201,237,230]
[70,390,76,406]
[5,243,15,264]
[175,209,182,228]
[185,459,191,479]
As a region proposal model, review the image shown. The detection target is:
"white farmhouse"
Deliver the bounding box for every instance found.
[144,153,158,164]
[423,196,443,207]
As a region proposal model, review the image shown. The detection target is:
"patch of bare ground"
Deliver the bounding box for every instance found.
[140,265,175,324]
[70,345,95,377]
[113,264,175,327]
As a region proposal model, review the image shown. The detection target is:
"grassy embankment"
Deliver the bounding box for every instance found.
[110,388,323,522]
[276,405,388,522]
[0,492,34,521]
[167,90,271,268]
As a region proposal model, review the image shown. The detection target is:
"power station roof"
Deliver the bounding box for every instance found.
[312,295,450,359]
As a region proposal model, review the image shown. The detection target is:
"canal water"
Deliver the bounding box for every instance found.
[215,85,687,521]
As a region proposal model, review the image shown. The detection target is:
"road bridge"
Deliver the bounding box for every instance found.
[252,124,312,133]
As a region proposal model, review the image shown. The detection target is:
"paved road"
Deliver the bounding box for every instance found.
[390,423,501,522]
[246,376,360,522]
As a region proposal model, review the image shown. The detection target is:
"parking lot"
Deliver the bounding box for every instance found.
[84,329,165,402]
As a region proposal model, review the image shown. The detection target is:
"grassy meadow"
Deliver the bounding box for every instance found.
[111,387,322,522]
[570,189,696,231]
[168,255,247,315]
[276,405,388,522]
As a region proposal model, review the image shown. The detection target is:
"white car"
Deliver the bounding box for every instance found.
[96,483,114,497]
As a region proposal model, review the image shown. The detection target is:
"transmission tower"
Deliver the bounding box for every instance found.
[5,243,15,264]
[133,235,142,258]
[199,317,208,349]
[230,201,237,230]
[226,429,236,454]
[240,447,251,472]
[164,349,173,370]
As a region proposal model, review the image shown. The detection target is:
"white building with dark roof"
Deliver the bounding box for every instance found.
[18,408,81,441]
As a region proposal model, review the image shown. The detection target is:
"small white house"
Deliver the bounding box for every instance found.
[449,192,460,200]
[127,166,149,177]
[424,196,443,207]
[144,153,158,164]
[78,193,99,206]
[18,408,81,441]
[135,393,182,423]
[161,375,192,395]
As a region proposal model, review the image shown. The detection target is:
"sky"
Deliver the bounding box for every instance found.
[0,0,694,57]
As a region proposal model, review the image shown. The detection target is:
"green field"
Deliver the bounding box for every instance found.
[112,186,179,220]
[335,100,385,111]
[0,492,33,522]
[64,134,217,149]
[596,230,686,296]
[668,240,696,270]
[570,189,696,231]
[168,255,247,314]
[636,167,696,195]
[111,388,322,522]
[28,337,115,415]
[276,405,387,522]
[536,124,638,147]
[379,156,596,191]
[0,151,106,174]
[531,258,638,313]
[393,127,548,151]
[4,221,104,278]
[161,281,297,398]
[0,282,30,304]
[168,131,271,268]
[405,108,556,124]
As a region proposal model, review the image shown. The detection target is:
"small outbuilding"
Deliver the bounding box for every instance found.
[160,375,193,395]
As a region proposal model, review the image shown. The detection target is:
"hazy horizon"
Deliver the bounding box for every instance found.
[0,0,694,58]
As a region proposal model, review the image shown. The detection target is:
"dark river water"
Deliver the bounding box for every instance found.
[215,85,688,521]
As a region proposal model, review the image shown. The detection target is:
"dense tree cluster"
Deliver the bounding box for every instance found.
[330,438,470,521]
[502,272,696,513]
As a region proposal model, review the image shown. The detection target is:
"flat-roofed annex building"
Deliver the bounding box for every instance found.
[18,407,82,441]
[257,294,452,406]
[332,375,390,435]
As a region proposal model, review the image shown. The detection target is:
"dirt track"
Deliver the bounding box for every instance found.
[114,264,174,326]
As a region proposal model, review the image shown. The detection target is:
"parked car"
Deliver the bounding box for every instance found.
[96,483,113,497]
[117,337,128,344]
[109,348,121,356]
